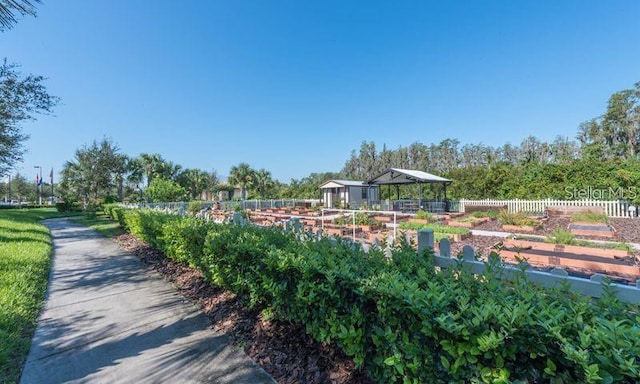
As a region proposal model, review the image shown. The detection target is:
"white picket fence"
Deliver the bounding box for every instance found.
[456,198,633,218]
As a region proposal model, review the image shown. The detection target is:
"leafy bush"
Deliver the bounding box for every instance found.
[114,207,640,383]
[187,200,203,213]
[471,210,499,219]
[547,228,576,245]
[415,209,431,220]
[55,201,81,212]
[571,211,608,223]
[334,212,378,226]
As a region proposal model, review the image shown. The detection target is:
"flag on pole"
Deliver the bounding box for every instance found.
[35,174,39,186]
[49,168,53,180]
[37,175,43,186]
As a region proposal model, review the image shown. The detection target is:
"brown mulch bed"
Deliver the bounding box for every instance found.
[113,233,372,384]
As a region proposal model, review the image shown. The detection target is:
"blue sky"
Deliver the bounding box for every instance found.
[2,0,640,182]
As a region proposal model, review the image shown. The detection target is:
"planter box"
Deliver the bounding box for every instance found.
[439,232,473,242]
[547,206,605,217]
[503,238,556,252]
[348,224,380,232]
[500,249,640,277]
[323,227,346,237]
[501,224,541,232]
[569,221,615,238]
[447,217,490,228]
[302,219,318,226]
[408,218,430,225]
[367,231,392,244]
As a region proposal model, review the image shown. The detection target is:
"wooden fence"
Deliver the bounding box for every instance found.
[456,198,633,218]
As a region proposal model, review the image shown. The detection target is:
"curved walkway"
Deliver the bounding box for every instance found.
[20,218,275,384]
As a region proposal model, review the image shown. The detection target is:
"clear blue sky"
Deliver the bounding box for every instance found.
[2,0,640,182]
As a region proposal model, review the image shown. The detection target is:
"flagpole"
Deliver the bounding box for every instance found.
[50,168,54,205]
[34,165,42,205]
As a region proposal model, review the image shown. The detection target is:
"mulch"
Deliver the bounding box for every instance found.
[113,234,372,384]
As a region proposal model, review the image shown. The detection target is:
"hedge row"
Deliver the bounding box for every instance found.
[103,205,640,383]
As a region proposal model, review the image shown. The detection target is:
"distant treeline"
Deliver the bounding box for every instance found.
[285,81,640,202]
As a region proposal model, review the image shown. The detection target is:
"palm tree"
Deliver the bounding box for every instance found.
[138,153,166,187]
[177,168,212,200]
[254,168,274,199]
[0,0,40,31]
[228,163,255,200]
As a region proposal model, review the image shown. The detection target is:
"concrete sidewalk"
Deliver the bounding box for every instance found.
[20,218,275,384]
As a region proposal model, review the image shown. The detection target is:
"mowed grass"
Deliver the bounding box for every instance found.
[71,212,125,238]
[0,208,78,384]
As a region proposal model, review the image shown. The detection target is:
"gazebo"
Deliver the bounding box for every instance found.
[366,168,451,213]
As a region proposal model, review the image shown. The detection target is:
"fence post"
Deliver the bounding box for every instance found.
[418,229,434,253]
[439,238,451,257]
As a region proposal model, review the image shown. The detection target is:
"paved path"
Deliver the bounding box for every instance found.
[20,218,275,384]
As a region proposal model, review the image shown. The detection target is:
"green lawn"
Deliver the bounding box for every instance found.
[0,208,78,384]
[71,212,125,238]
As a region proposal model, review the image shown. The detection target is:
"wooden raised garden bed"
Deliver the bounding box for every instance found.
[501,223,542,232]
[500,238,639,278]
[447,217,491,228]
[546,205,605,217]
[569,222,615,238]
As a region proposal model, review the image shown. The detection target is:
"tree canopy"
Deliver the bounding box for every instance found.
[0,0,40,31]
[0,59,58,176]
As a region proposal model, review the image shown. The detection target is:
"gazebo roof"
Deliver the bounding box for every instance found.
[367,168,451,185]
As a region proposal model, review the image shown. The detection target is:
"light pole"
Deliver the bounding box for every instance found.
[34,165,42,205]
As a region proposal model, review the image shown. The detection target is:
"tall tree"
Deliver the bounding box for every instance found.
[176,168,213,200]
[0,59,58,175]
[0,0,40,31]
[59,138,125,201]
[228,163,255,200]
[137,153,167,187]
[253,168,274,199]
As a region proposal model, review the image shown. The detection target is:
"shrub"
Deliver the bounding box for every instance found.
[547,228,576,245]
[113,207,640,383]
[471,210,499,219]
[187,200,203,213]
[415,209,432,220]
[498,209,539,226]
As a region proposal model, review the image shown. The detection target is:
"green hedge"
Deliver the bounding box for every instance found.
[115,208,640,383]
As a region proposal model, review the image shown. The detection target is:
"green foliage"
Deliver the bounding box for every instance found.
[498,209,539,226]
[145,177,188,202]
[571,211,609,223]
[333,212,378,226]
[471,210,499,219]
[547,228,576,245]
[55,201,80,212]
[398,222,470,235]
[414,209,431,220]
[187,200,203,213]
[0,60,59,175]
[0,209,74,383]
[114,207,640,383]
